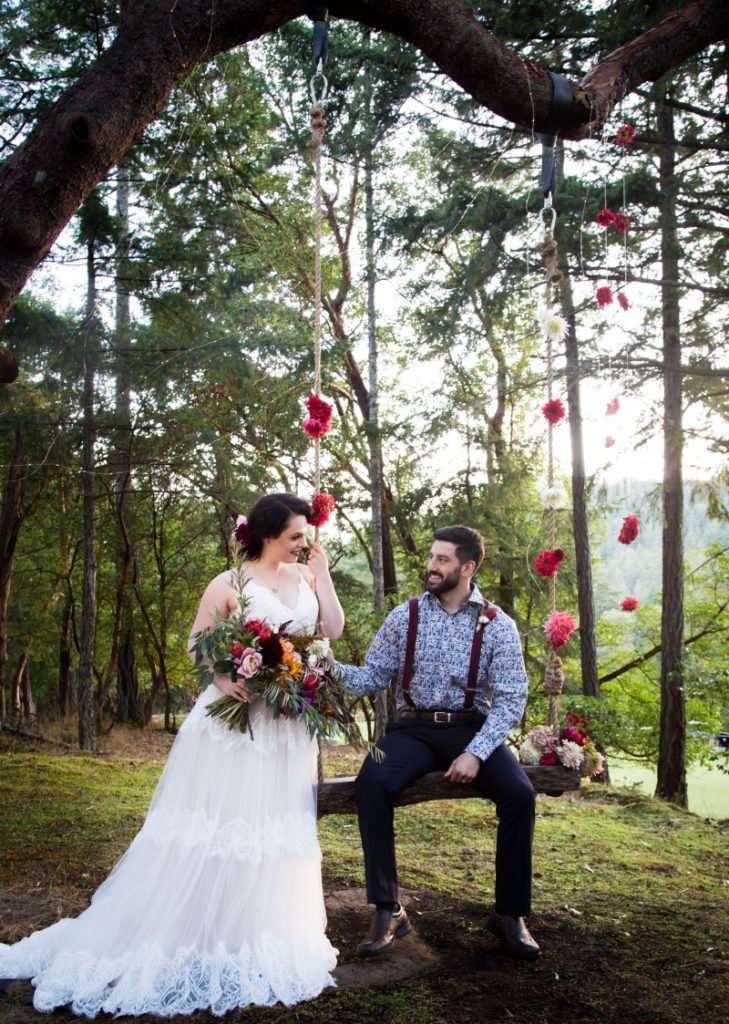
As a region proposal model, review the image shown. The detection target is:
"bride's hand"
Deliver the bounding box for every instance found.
[214,675,254,703]
[307,541,330,580]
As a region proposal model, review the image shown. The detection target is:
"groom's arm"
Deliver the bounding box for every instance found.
[334,606,406,697]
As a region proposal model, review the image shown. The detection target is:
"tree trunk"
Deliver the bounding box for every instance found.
[78,240,99,753]
[655,93,687,805]
[10,652,28,723]
[112,162,142,726]
[0,427,27,723]
[559,266,600,700]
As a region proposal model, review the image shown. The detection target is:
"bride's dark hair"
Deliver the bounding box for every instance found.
[244,493,312,560]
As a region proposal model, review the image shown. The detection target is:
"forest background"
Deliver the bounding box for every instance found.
[1,0,728,809]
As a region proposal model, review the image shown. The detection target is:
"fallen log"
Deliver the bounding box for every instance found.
[317,765,580,817]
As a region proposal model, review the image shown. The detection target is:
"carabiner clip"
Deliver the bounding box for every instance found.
[309,63,329,106]
[539,194,557,235]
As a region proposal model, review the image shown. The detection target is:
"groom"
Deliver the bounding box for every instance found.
[333,526,540,960]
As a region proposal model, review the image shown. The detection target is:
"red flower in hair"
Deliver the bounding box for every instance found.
[596,286,613,309]
[596,207,615,228]
[617,514,640,545]
[620,595,639,612]
[615,124,636,146]
[234,515,252,549]
[544,609,577,650]
[542,398,566,425]
[614,212,630,234]
[308,492,336,528]
[535,548,564,577]
[617,292,630,311]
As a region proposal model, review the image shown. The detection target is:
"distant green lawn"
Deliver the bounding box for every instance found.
[608,754,728,820]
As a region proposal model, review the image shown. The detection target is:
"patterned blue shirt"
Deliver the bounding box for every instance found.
[336,584,528,763]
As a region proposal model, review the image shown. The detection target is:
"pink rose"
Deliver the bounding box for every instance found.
[237,648,262,678]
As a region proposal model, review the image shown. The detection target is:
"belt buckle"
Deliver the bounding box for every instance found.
[433,710,451,724]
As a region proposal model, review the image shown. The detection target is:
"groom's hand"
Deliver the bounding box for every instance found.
[444,752,481,784]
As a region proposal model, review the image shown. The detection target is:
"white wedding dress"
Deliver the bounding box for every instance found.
[0,577,337,1017]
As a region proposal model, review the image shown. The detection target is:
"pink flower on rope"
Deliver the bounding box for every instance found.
[302,416,329,438]
[544,609,577,651]
[605,436,616,449]
[542,398,566,425]
[614,212,630,234]
[535,549,564,578]
[308,492,336,528]
[620,595,639,612]
[617,514,640,545]
[596,286,613,309]
[617,292,630,311]
[615,124,636,146]
[596,207,615,228]
[606,396,620,416]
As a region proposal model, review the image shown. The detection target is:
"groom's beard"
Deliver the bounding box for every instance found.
[424,565,461,596]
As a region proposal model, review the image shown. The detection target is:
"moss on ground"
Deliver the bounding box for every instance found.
[1,740,727,1024]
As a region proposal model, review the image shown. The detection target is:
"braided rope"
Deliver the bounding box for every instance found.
[541,234,564,733]
[309,104,326,540]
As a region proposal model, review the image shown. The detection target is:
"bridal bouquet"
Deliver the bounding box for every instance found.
[189,595,359,744]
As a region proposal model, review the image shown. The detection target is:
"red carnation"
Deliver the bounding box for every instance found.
[617,292,630,311]
[615,124,636,146]
[540,752,558,766]
[302,416,330,439]
[596,207,615,228]
[308,491,336,528]
[306,394,333,427]
[605,436,616,449]
[542,398,566,425]
[620,595,639,612]
[535,548,565,578]
[230,642,245,657]
[606,396,620,416]
[596,286,613,309]
[614,212,630,234]
[617,513,640,545]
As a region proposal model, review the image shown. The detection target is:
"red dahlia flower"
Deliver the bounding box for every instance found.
[535,548,565,577]
[596,207,615,227]
[617,513,640,545]
[614,212,630,234]
[308,491,336,528]
[596,286,613,308]
[620,595,639,612]
[615,124,636,146]
[542,398,566,425]
[302,416,330,438]
[544,609,577,650]
[306,394,333,426]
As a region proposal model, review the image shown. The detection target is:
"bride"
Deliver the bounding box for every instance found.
[0,493,345,1017]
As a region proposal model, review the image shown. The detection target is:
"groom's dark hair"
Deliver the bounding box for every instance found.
[246,493,312,560]
[432,525,485,571]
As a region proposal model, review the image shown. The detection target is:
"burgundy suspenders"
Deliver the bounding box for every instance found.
[400,597,496,709]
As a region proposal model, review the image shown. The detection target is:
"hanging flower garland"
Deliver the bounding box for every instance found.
[594,123,636,310]
[617,513,640,545]
[620,595,639,612]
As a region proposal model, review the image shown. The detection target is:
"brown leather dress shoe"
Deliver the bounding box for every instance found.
[356,906,412,958]
[487,911,541,960]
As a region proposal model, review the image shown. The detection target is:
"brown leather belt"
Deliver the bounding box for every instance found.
[397,709,486,725]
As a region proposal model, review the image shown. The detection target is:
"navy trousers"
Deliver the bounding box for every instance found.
[354,718,536,917]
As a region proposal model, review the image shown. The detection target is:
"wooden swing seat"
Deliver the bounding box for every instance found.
[317,764,580,817]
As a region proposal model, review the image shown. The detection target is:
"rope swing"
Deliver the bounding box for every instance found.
[301,9,335,542]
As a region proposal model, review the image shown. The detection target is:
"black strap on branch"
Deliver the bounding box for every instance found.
[309,6,329,67]
[537,71,573,200]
